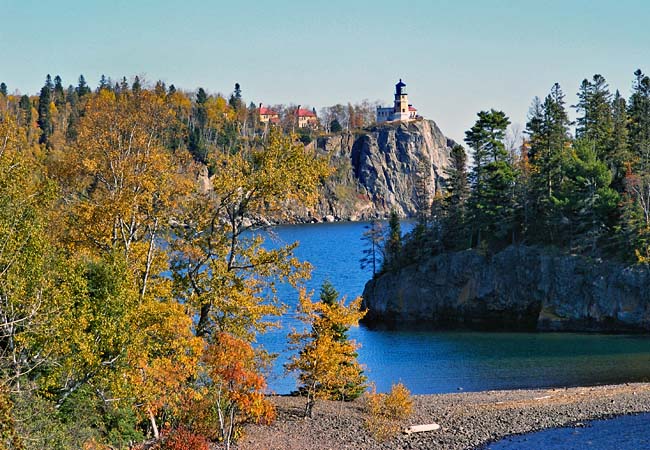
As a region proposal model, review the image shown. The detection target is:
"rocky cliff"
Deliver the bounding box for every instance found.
[362,246,650,332]
[297,119,454,221]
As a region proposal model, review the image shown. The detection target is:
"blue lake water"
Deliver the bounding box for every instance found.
[486,413,650,449]
[257,221,650,395]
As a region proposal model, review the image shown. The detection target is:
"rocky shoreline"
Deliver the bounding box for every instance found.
[362,246,650,332]
[240,383,650,449]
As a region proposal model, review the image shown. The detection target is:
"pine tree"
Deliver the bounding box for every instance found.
[444,144,470,249]
[360,220,385,276]
[189,87,209,162]
[37,75,53,146]
[19,95,32,126]
[154,80,166,97]
[318,281,350,342]
[76,74,91,97]
[525,84,572,243]
[628,69,650,171]
[132,76,142,94]
[53,75,65,107]
[120,76,130,93]
[610,90,630,190]
[229,82,242,110]
[0,82,6,97]
[557,140,619,254]
[330,118,343,133]
[98,74,110,91]
[383,210,402,270]
[465,109,515,248]
[574,74,613,160]
[414,159,432,230]
[624,69,650,260]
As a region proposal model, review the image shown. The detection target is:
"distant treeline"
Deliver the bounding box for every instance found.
[386,70,650,270]
[0,74,380,161]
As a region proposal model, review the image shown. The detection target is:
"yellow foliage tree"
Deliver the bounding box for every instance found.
[286,286,367,418]
[0,113,62,391]
[172,128,331,341]
[56,88,193,300]
[42,89,202,438]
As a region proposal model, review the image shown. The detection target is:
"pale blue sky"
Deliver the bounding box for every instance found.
[1,0,649,142]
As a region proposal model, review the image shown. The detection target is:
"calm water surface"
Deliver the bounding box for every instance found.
[487,413,650,449]
[258,221,650,395]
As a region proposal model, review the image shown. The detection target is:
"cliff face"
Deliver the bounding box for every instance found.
[362,246,650,332]
[298,119,453,221]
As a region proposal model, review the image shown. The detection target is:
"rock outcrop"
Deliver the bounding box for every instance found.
[296,119,453,222]
[362,246,650,332]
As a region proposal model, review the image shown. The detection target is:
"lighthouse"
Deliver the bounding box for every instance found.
[376,79,419,123]
[394,79,410,121]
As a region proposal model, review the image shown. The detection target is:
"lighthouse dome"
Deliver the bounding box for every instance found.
[395,79,407,95]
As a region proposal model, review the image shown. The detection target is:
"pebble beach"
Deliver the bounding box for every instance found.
[240,383,650,449]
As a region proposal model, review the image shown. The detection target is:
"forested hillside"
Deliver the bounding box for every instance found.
[388,70,650,269]
[0,75,344,448]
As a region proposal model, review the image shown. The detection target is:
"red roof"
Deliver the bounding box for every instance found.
[259,106,278,116]
[409,105,417,111]
[297,108,317,117]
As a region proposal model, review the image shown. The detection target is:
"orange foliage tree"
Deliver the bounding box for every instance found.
[202,332,275,449]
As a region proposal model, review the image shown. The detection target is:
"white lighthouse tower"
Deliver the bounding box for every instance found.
[376,79,419,123]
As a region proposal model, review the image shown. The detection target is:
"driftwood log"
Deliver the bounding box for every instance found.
[404,423,441,434]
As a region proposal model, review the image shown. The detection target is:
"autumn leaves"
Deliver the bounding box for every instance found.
[0,85,342,448]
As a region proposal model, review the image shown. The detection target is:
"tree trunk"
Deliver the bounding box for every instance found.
[148,407,159,440]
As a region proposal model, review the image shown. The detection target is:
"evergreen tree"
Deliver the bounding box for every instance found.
[229,82,242,110]
[624,69,650,260]
[383,210,402,270]
[628,69,650,170]
[37,75,54,146]
[444,144,470,249]
[610,90,630,190]
[556,140,619,253]
[465,109,515,247]
[189,88,209,162]
[414,159,432,230]
[360,220,385,276]
[286,284,366,416]
[53,75,65,107]
[77,74,91,97]
[0,82,6,97]
[318,281,349,341]
[19,95,32,126]
[154,80,166,97]
[574,74,613,160]
[330,118,343,133]
[132,76,142,94]
[98,74,110,91]
[525,83,572,242]
[120,76,130,93]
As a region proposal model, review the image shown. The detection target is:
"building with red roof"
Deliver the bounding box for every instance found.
[258,103,280,124]
[296,106,318,129]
